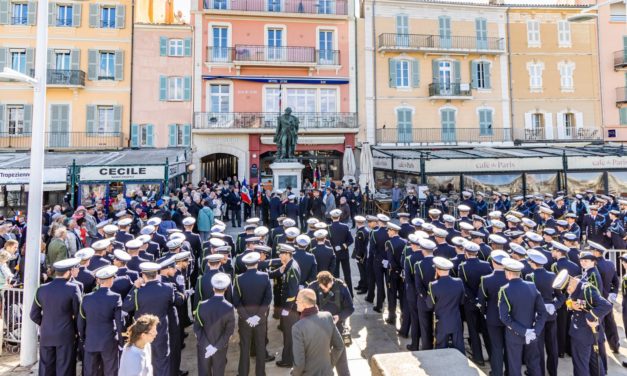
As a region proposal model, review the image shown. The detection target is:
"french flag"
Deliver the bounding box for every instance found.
[241,179,252,205]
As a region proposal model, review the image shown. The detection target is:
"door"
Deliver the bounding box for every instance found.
[319,30,333,64]
[49,104,70,147]
[438,61,452,95]
[396,15,409,47]
[267,29,283,61]
[54,51,72,84]
[441,109,456,143]
[439,16,451,49]
[212,27,229,62]
[397,109,412,143]
[476,18,487,50]
[209,84,230,126]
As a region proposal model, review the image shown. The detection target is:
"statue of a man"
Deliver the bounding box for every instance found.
[274,107,299,159]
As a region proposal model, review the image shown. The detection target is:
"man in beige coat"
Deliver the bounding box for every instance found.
[292,288,345,376]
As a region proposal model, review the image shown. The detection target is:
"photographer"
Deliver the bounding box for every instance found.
[308,271,354,376]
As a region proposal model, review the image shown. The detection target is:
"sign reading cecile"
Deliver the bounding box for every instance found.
[79,166,165,182]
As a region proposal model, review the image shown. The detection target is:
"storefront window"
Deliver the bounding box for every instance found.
[566,172,604,195]
[81,184,107,206]
[427,175,460,195]
[6,188,25,208]
[374,170,395,194]
[260,150,343,184]
[395,172,421,192]
[608,171,627,195]
[526,173,559,194]
[463,174,522,196]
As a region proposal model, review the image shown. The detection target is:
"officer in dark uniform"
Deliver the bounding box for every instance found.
[458,241,492,365]
[232,252,272,376]
[364,215,379,303]
[183,217,202,277]
[88,239,112,272]
[427,257,465,353]
[269,192,283,228]
[216,245,235,278]
[30,258,82,376]
[509,243,533,277]
[126,238,151,273]
[269,244,301,368]
[236,224,257,256]
[606,210,626,249]
[103,224,124,252]
[110,249,135,300]
[580,251,603,292]
[294,234,318,286]
[78,265,124,376]
[433,228,455,259]
[498,258,547,376]
[194,273,236,376]
[329,209,354,295]
[234,236,260,275]
[460,192,476,215]
[159,255,187,376]
[138,226,160,260]
[414,238,437,350]
[403,233,424,350]
[582,205,607,245]
[112,248,139,282]
[370,214,389,312]
[284,195,299,223]
[115,218,134,244]
[397,213,413,240]
[405,190,419,218]
[122,261,175,376]
[311,229,336,273]
[75,248,97,294]
[478,250,510,376]
[196,254,232,308]
[146,217,168,255]
[442,215,461,243]
[384,222,406,325]
[549,240,579,357]
[309,271,354,376]
[474,192,488,217]
[353,216,369,294]
[469,231,492,261]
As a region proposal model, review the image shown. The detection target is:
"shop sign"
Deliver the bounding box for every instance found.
[0,167,67,184]
[372,157,392,170]
[80,166,165,181]
[427,157,562,173]
[168,162,187,177]
[567,156,627,170]
[395,159,421,173]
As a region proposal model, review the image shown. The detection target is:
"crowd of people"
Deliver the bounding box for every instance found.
[1,178,626,376]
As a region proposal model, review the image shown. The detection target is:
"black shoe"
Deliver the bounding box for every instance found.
[365,297,374,303]
[265,354,276,362]
[622,360,627,368]
[276,360,293,368]
[474,360,485,367]
[558,353,565,358]
[373,307,382,313]
[356,289,368,295]
[611,347,620,354]
[406,344,419,351]
[179,371,189,376]
[397,330,408,338]
[385,318,396,325]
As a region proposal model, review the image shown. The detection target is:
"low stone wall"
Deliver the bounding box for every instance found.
[370,348,487,376]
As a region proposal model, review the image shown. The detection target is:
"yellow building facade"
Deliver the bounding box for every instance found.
[0,0,132,150]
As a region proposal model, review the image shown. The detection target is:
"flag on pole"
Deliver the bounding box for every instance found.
[241,178,252,205]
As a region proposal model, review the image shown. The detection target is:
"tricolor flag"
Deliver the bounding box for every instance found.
[241,179,252,205]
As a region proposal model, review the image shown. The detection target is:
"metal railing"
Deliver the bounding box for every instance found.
[0,132,124,149]
[100,19,116,28]
[203,0,348,15]
[233,45,316,63]
[316,50,340,65]
[56,17,73,27]
[512,126,602,142]
[614,50,627,69]
[617,87,627,103]
[11,16,28,25]
[378,33,505,52]
[30,69,86,86]
[1,287,23,353]
[206,47,234,63]
[428,82,472,97]
[194,112,357,129]
[376,127,512,144]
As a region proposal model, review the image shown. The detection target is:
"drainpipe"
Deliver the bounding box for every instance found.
[128,0,135,148]
[506,7,515,140]
[372,0,378,144]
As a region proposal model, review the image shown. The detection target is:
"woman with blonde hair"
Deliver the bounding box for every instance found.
[119,314,159,376]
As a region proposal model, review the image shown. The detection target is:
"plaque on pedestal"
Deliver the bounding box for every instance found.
[270,161,305,192]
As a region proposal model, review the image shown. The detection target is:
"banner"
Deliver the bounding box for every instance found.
[80,166,165,182]
[0,168,67,184]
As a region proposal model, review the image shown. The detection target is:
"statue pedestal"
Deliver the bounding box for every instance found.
[270,161,305,191]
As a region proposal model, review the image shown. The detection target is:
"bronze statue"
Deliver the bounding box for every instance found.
[274,107,299,160]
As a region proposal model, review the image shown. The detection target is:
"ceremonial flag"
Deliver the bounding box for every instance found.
[241,179,252,205]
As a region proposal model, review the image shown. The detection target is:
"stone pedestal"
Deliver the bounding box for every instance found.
[270,161,305,191]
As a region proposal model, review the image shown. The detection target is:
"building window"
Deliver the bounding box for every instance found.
[168,39,184,57]
[7,105,25,135]
[210,84,230,112]
[527,20,540,47]
[318,0,334,14]
[101,6,116,28]
[563,113,575,137]
[286,88,316,112]
[211,27,229,61]
[98,52,115,80]
[264,87,339,113]
[212,0,228,10]
[267,28,284,60]
[11,50,26,74]
[55,51,71,70]
[320,89,337,113]
[528,63,543,91]
[397,108,412,143]
[473,61,491,89]
[532,113,544,134]
[318,30,334,64]
[56,4,73,27]
[267,0,281,12]
[476,18,488,49]
[620,108,627,125]
[610,2,626,22]
[478,109,493,136]
[559,62,574,91]
[139,124,148,146]
[396,14,409,47]
[176,124,185,146]
[167,77,184,101]
[97,106,115,133]
[557,20,571,47]
[11,3,28,25]
[396,60,410,88]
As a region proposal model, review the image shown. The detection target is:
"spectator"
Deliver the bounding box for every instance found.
[197,201,215,243]
[0,250,15,289]
[119,314,160,376]
[324,188,336,221]
[46,226,69,273]
[339,197,351,225]
[391,183,403,218]
[227,187,243,228]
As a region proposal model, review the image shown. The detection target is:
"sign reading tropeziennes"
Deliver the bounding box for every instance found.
[79,166,165,182]
[0,168,67,185]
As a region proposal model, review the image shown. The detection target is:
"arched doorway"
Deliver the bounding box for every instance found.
[201,153,238,182]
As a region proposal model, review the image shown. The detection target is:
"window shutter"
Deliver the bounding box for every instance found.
[71,49,80,70]
[47,48,55,69]
[0,0,9,24]
[86,105,95,134]
[470,61,478,88]
[88,4,98,27]
[114,50,124,81]
[60,105,69,132]
[388,59,397,88]
[113,106,122,133]
[168,124,177,146]
[159,76,167,101]
[146,124,154,147]
[48,2,54,26]
[72,3,81,27]
[87,49,97,80]
[556,112,565,139]
[483,62,491,89]
[432,59,439,82]
[130,123,138,147]
[0,48,5,70]
[524,112,533,130]
[479,109,486,133]
[485,109,493,135]
[574,112,583,129]
[116,5,125,29]
[183,76,192,101]
[411,60,419,88]
[544,113,554,139]
[160,37,168,56]
[27,1,37,25]
[26,48,34,75]
[183,124,191,146]
[453,61,461,83]
[184,38,192,56]
[620,108,627,125]
[23,105,33,133]
[0,104,4,133]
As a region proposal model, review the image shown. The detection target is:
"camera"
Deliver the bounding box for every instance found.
[341,328,352,346]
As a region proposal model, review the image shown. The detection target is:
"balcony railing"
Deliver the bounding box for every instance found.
[376,127,512,144]
[617,87,627,104]
[56,17,73,27]
[614,50,627,70]
[378,33,505,53]
[203,0,348,15]
[206,46,339,65]
[513,127,602,142]
[30,69,86,87]
[0,132,124,150]
[194,112,357,130]
[11,16,28,25]
[428,82,472,98]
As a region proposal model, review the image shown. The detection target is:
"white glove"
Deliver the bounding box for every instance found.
[246,317,257,327]
[382,260,389,269]
[281,309,289,317]
[544,304,556,316]
[608,293,617,304]
[335,246,341,251]
[205,344,217,358]
[250,315,260,325]
[524,329,536,345]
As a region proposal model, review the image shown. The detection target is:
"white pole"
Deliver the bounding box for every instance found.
[20,0,48,367]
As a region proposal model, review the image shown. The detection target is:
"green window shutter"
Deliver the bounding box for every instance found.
[86,105,95,134]
[0,104,4,133]
[411,60,419,88]
[388,59,397,88]
[159,76,167,101]
[160,37,168,56]
[71,49,80,70]
[25,48,34,75]
[432,59,439,82]
[146,124,154,147]
[483,62,491,89]
[470,61,478,88]
[620,108,627,125]
[183,76,192,101]
[47,48,55,69]
[623,36,627,60]
[114,50,124,81]
[168,124,177,146]
[72,3,81,27]
[88,4,98,27]
[113,105,122,133]
[116,5,125,29]
[0,48,6,71]
[184,38,192,56]
[27,1,37,25]
[87,49,97,80]
[453,61,461,83]
[23,104,33,133]
[130,123,139,147]
[183,124,191,146]
[0,0,9,25]
[47,2,54,26]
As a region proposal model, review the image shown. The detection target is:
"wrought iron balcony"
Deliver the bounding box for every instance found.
[378,33,505,54]
[0,132,124,150]
[203,0,348,15]
[512,127,602,142]
[376,127,512,145]
[428,82,472,98]
[233,45,316,65]
[11,16,28,25]
[194,112,357,130]
[617,87,627,104]
[614,51,627,70]
[29,69,86,87]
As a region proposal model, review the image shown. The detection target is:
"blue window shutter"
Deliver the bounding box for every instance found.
[113,105,122,133]
[160,37,168,56]
[88,49,97,80]
[89,4,98,27]
[168,124,177,146]
[86,105,95,134]
[470,61,478,88]
[159,76,167,101]
[146,124,154,147]
[47,48,55,70]
[389,59,397,88]
[183,76,192,101]
[453,61,461,83]
[114,50,124,81]
[483,62,491,89]
[184,38,192,56]
[27,2,37,25]
[0,48,5,71]
[183,124,191,146]
[26,48,34,74]
[115,5,125,29]
[432,59,439,82]
[72,3,81,27]
[47,2,54,26]
[0,0,9,25]
[23,104,33,133]
[620,108,627,125]
[130,123,138,147]
[71,49,80,70]
[411,60,419,88]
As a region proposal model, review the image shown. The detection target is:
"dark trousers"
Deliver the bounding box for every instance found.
[152,335,171,376]
[504,335,542,376]
[538,320,558,376]
[244,204,252,221]
[355,259,367,291]
[299,215,306,231]
[373,259,387,309]
[333,257,353,296]
[238,317,267,376]
[434,326,464,355]
[398,289,410,336]
[83,342,119,376]
[406,295,420,348]
[416,304,433,350]
[602,309,620,351]
[39,343,76,376]
[169,320,182,376]
[197,345,228,376]
[463,303,490,362]
[231,208,242,227]
[365,256,376,301]
[487,325,506,376]
[386,271,403,320]
[556,306,571,356]
[279,309,299,364]
[571,339,605,376]
[335,346,350,376]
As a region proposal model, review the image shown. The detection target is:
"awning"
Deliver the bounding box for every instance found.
[24,183,68,192]
[202,75,349,85]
